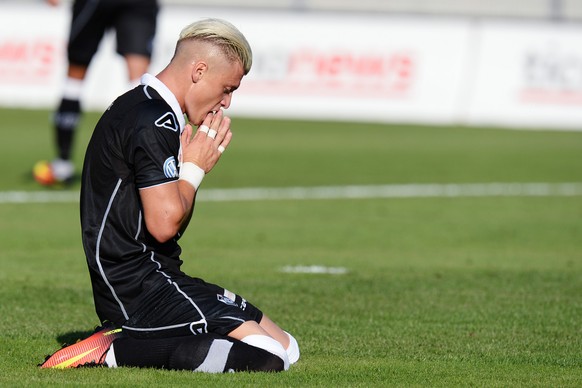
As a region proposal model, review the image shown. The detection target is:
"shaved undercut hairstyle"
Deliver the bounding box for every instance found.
[175,18,253,75]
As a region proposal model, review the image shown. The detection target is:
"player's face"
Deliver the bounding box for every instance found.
[185,59,245,125]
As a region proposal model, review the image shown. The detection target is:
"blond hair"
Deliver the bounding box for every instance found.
[176,18,252,75]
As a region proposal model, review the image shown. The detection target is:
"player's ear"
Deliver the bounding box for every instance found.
[191,61,207,83]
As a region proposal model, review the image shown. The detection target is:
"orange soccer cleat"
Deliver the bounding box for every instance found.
[40,324,122,369]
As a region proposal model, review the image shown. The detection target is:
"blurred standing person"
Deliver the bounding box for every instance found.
[34,0,159,186]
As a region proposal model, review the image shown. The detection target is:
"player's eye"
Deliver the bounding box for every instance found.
[224,86,238,95]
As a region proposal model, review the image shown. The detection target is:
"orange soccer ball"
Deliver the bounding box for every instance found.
[33,160,56,186]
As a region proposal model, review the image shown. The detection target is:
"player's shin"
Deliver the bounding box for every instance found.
[111,334,285,372]
[241,334,290,370]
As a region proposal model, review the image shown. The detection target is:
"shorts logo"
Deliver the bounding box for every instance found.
[155,112,178,132]
[163,156,177,178]
[217,294,238,307]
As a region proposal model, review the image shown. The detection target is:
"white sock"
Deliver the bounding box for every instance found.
[104,343,118,368]
[241,334,289,370]
[285,331,300,364]
[62,77,84,100]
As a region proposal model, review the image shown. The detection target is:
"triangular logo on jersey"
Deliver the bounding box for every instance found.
[155,112,178,132]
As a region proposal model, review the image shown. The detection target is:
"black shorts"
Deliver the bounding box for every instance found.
[68,0,158,66]
[121,273,264,339]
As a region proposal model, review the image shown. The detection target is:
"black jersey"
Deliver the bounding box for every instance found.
[80,74,186,325]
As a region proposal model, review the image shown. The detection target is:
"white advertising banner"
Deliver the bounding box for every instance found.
[465,21,582,130]
[208,13,472,124]
[101,9,472,125]
[0,4,68,107]
[0,3,580,130]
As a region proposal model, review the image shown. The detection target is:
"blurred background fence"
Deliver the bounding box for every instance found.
[160,0,582,21]
[1,0,581,129]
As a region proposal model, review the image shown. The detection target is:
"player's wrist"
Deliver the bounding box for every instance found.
[179,162,205,190]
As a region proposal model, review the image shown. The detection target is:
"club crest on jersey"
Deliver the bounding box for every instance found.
[163,156,178,178]
[155,112,178,132]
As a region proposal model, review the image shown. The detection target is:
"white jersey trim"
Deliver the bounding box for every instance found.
[96,178,129,320]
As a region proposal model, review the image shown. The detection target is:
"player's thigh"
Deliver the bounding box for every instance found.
[124,275,263,338]
[174,276,265,335]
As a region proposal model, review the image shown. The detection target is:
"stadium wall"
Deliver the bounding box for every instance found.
[1,3,581,130]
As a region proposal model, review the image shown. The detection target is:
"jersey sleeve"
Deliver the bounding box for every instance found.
[130,101,182,189]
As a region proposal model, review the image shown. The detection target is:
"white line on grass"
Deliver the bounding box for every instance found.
[1,182,582,204]
[280,265,348,275]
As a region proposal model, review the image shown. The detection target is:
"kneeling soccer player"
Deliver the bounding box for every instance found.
[40,18,299,372]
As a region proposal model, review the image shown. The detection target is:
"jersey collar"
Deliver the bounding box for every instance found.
[140,73,186,133]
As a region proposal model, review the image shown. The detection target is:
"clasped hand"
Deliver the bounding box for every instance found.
[181,110,232,173]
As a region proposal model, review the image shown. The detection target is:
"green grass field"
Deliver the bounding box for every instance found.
[0,107,581,386]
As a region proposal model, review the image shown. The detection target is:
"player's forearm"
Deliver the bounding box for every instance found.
[176,179,196,233]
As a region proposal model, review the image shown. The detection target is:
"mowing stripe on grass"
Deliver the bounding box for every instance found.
[1,182,581,204]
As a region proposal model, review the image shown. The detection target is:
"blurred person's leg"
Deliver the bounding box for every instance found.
[35,0,107,185]
[125,54,151,86]
[50,63,87,182]
[116,0,158,86]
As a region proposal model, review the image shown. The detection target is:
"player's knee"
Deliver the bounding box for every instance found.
[285,331,300,364]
